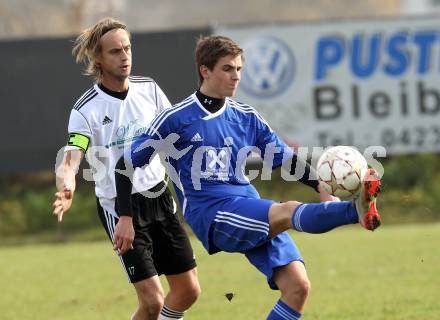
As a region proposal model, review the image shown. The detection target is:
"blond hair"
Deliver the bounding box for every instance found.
[72,17,130,82]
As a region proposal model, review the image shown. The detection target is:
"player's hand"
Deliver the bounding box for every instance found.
[113,216,135,255]
[318,185,340,202]
[52,187,73,223]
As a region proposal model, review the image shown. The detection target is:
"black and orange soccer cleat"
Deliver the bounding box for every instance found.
[354,168,382,231]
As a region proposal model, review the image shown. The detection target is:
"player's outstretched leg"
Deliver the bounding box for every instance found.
[354,168,382,231]
[291,201,359,234]
[269,168,382,237]
[268,200,359,237]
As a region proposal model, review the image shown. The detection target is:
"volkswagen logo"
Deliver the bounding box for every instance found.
[240,36,295,99]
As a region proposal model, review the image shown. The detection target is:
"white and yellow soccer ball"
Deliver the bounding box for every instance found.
[316,146,368,200]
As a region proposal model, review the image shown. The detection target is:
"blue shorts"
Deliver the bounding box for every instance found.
[209,196,303,289]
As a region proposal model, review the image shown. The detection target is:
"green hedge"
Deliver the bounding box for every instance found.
[0,177,99,238]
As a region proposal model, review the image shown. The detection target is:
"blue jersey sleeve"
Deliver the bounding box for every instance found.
[126,132,156,168]
[124,109,173,168]
[254,113,294,168]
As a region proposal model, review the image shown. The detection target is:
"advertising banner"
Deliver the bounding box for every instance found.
[216,17,440,154]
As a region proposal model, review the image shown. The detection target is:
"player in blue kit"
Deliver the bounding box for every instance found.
[115,35,382,320]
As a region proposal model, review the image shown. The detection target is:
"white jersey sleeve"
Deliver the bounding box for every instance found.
[65,109,92,152]
[155,82,172,114]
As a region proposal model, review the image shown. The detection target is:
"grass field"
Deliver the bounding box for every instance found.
[1,223,439,320]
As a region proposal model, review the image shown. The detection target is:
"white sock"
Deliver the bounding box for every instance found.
[158,305,184,320]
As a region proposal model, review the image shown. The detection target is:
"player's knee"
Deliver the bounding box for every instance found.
[291,277,311,301]
[137,288,164,316]
[282,275,311,305]
[172,281,201,308]
[269,201,303,237]
[142,295,164,318]
[187,281,202,305]
[298,277,311,299]
[270,201,302,218]
[184,283,201,307]
[284,200,302,214]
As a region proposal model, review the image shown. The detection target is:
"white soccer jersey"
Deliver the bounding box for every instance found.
[65,76,170,201]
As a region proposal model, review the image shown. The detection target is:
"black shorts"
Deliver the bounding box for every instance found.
[97,182,196,283]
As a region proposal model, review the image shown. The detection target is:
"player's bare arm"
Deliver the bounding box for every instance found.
[53,149,84,222]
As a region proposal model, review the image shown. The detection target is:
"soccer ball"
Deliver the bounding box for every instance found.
[316,146,368,199]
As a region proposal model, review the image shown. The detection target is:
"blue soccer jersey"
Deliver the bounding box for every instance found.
[127,93,294,252]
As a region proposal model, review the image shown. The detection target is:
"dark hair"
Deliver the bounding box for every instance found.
[195,35,244,87]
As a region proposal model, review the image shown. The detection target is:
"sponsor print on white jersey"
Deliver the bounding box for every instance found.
[65,77,171,202]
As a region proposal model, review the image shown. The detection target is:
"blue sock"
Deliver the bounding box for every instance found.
[292,201,358,234]
[267,299,301,319]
